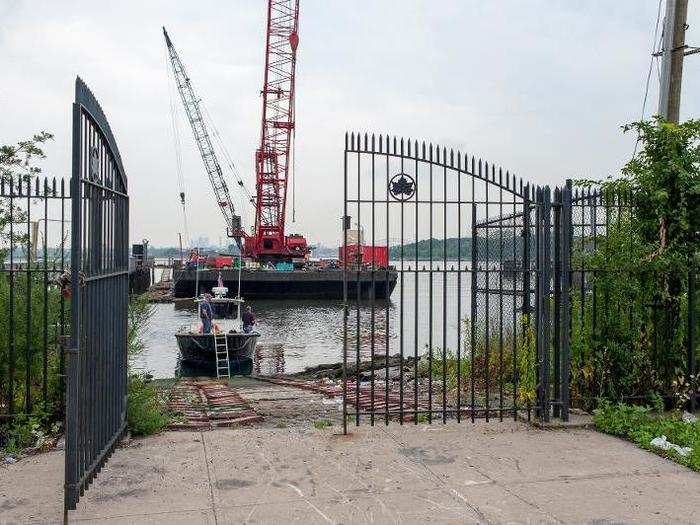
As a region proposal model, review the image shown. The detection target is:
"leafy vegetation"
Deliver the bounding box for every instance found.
[593,401,700,471]
[418,315,536,407]
[0,132,53,260]
[1,133,66,457]
[571,118,699,409]
[126,294,171,436]
[0,409,61,456]
[126,374,171,436]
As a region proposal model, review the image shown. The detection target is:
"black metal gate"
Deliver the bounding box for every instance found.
[65,77,129,510]
[342,133,571,431]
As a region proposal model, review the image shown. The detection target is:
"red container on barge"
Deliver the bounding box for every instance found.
[339,245,389,269]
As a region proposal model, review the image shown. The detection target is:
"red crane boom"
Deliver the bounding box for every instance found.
[244,0,309,262]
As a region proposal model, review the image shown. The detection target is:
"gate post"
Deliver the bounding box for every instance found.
[552,188,561,418]
[64,93,82,514]
[688,260,696,413]
[560,181,573,421]
[537,186,552,422]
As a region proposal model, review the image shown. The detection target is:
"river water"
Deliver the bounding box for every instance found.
[132,263,523,379]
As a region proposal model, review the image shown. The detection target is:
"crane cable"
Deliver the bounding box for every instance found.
[165,46,190,245]
[200,103,257,209]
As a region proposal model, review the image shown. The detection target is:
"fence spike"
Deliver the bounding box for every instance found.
[364,132,368,151]
[450,148,454,167]
[371,133,375,152]
[422,141,426,160]
[345,131,348,149]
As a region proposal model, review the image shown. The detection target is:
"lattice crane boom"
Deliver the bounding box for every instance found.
[163,27,243,248]
[245,0,309,261]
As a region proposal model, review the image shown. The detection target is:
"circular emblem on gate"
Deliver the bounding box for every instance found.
[88,146,100,182]
[389,173,416,201]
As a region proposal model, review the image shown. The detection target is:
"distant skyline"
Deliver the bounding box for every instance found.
[2,1,698,247]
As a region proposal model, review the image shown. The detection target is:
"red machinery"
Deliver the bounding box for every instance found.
[165,1,309,264]
[243,0,310,262]
[339,245,389,269]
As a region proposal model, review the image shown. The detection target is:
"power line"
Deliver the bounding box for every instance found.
[633,0,664,157]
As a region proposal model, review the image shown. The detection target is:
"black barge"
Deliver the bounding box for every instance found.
[173,268,398,299]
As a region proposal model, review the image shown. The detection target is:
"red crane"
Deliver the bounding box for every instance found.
[243,0,309,262]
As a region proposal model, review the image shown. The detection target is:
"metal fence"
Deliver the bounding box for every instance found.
[342,134,697,431]
[341,133,562,431]
[64,77,129,511]
[566,184,697,410]
[0,174,70,422]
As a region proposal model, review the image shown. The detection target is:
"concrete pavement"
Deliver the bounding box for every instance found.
[1,421,698,524]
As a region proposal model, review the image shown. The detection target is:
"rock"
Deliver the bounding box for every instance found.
[682,411,698,423]
[3,455,17,465]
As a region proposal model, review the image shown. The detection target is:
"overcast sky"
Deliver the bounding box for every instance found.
[1,1,698,248]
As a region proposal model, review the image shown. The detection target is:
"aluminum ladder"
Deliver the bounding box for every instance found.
[214,332,230,379]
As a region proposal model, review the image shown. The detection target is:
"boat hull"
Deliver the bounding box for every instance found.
[175,331,259,374]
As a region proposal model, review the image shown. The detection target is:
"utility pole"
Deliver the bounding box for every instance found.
[658,0,688,123]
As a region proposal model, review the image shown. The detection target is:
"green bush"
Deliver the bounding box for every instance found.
[419,314,537,406]
[0,408,61,456]
[593,401,700,471]
[571,118,700,409]
[0,272,66,418]
[126,375,170,437]
[125,295,169,436]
